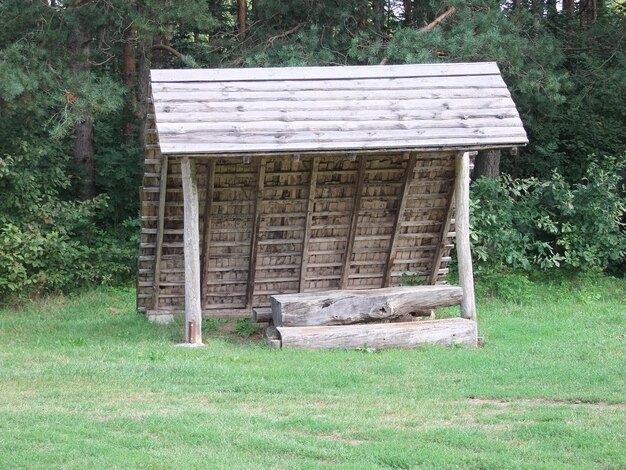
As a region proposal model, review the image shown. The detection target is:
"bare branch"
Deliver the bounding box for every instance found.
[267,22,307,47]
[418,7,456,33]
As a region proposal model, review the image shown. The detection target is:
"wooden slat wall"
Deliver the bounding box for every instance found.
[137,150,457,318]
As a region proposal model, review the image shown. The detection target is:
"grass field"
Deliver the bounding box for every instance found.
[1,273,625,469]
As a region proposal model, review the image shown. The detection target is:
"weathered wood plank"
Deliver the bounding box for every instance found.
[158,136,528,155]
[428,185,455,285]
[271,285,463,327]
[245,157,267,309]
[152,154,168,309]
[151,62,501,82]
[454,152,476,321]
[157,117,524,134]
[154,99,519,116]
[252,307,273,323]
[276,318,477,349]
[200,159,216,305]
[159,126,526,143]
[153,76,506,98]
[340,156,367,288]
[383,153,417,287]
[181,157,203,344]
[299,156,319,292]
[152,78,508,94]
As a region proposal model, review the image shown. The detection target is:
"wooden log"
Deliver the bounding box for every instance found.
[454,152,477,321]
[252,307,272,323]
[265,326,281,349]
[181,157,203,344]
[276,318,477,349]
[271,285,463,327]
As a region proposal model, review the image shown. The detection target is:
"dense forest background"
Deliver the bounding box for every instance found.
[0,0,624,299]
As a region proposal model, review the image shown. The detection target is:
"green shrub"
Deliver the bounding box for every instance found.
[470,156,626,273]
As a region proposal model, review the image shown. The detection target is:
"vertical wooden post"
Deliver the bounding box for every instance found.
[246,157,266,310]
[454,152,476,321]
[299,156,319,292]
[340,156,367,289]
[181,157,202,344]
[200,159,216,307]
[383,152,416,287]
[153,154,168,309]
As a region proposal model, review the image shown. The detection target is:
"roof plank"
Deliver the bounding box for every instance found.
[150,62,528,154]
[151,62,501,82]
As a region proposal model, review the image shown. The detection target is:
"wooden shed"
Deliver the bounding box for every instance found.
[137,62,527,343]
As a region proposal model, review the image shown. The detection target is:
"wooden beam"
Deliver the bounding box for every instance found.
[152,154,169,309]
[340,156,367,288]
[383,152,417,287]
[245,157,266,310]
[181,157,203,344]
[200,159,216,306]
[454,152,476,321]
[298,156,320,292]
[271,285,463,327]
[427,183,455,285]
[276,318,477,350]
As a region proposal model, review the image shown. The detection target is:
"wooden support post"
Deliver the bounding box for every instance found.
[246,157,266,310]
[181,157,202,344]
[200,159,216,306]
[340,156,367,288]
[383,152,417,287]
[428,184,455,285]
[454,152,476,321]
[153,154,168,309]
[299,156,319,292]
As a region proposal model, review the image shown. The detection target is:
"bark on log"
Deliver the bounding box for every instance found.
[271,286,463,327]
[181,157,202,344]
[277,318,477,349]
[455,152,477,321]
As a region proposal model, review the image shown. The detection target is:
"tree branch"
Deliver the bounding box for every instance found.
[151,43,186,61]
[418,7,456,33]
[267,22,306,47]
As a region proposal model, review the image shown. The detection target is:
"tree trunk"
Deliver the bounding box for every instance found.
[372,0,385,34]
[136,39,152,149]
[403,0,412,26]
[473,149,501,180]
[73,116,96,200]
[580,0,597,26]
[237,0,247,38]
[122,23,137,136]
[69,27,96,200]
[564,0,575,17]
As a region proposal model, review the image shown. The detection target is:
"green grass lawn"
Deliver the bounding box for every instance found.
[1,274,625,469]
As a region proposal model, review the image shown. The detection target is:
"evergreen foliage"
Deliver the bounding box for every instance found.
[0,0,624,299]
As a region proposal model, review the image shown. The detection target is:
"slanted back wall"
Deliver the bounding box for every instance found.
[138,125,455,317]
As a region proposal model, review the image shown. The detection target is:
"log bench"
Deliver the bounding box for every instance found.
[265,285,476,349]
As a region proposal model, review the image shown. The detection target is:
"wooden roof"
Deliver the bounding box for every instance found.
[150,62,528,155]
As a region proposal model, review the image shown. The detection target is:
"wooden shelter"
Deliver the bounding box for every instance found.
[137,62,527,344]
